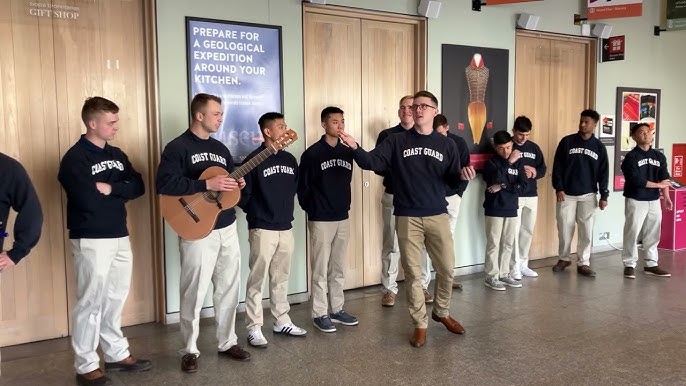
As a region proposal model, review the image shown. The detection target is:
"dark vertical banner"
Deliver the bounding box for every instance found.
[186,17,283,164]
[441,44,509,170]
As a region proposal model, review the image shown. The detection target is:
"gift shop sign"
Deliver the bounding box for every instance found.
[28,2,80,19]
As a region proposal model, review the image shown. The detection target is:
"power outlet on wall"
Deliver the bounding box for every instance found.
[599,232,610,240]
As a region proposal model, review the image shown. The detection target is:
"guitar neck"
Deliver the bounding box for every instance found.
[230,146,276,179]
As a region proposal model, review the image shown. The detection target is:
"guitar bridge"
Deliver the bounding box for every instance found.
[179,197,200,223]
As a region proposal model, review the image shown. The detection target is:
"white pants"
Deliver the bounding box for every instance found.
[622,198,662,268]
[484,216,517,278]
[245,229,294,330]
[511,196,538,272]
[556,193,597,266]
[381,193,439,294]
[308,220,348,318]
[179,222,241,355]
[71,237,132,374]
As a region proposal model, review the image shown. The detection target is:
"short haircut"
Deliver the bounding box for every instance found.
[321,106,344,122]
[398,95,413,106]
[513,116,532,132]
[413,90,438,107]
[433,114,448,130]
[580,109,600,122]
[630,122,650,136]
[493,130,513,146]
[81,97,119,127]
[258,112,284,135]
[191,93,222,118]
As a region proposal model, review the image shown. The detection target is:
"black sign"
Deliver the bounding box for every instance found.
[601,35,625,62]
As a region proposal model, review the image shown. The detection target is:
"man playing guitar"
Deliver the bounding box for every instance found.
[156,93,250,373]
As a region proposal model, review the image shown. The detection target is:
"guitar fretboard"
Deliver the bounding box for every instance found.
[229,146,276,179]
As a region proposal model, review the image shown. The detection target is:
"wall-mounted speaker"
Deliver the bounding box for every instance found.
[418,0,442,19]
[592,23,612,39]
[516,13,540,30]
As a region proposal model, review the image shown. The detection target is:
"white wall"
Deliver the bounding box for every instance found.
[157,0,686,314]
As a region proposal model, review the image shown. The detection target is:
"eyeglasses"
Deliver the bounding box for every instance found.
[411,104,437,111]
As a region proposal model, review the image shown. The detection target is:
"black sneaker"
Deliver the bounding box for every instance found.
[644,266,671,277]
[623,267,636,279]
[552,260,571,272]
[577,265,596,277]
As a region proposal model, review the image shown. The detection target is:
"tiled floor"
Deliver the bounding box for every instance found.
[2,250,686,385]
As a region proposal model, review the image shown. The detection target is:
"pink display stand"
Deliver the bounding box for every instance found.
[658,182,686,251]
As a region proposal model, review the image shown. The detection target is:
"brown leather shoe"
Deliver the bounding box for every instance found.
[219,345,251,361]
[431,312,466,334]
[552,259,571,272]
[452,280,463,289]
[410,328,427,348]
[577,265,596,277]
[76,369,112,386]
[181,353,198,373]
[381,292,396,307]
[105,355,153,372]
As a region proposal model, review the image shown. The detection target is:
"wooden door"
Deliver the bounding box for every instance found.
[98,0,155,325]
[514,32,596,260]
[303,5,425,289]
[0,0,69,346]
[53,0,155,327]
[303,12,365,289]
[360,19,416,286]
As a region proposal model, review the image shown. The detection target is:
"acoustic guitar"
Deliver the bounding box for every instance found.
[160,129,298,240]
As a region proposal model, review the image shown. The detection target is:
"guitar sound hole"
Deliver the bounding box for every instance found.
[204,191,223,202]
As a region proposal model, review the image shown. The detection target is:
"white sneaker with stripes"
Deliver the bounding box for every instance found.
[247,328,268,347]
[273,322,307,336]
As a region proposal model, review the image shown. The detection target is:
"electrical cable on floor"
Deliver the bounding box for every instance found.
[605,237,622,251]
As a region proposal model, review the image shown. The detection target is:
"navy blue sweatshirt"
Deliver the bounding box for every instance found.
[482,155,528,217]
[375,124,408,194]
[297,136,353,221]
[58,135,144,239]
[239,144,298,230]
[621,146,670,201]
[156,129,237,230]
[352,128,462,217]
[552,133,609,200]
[0,153,43,264]
[513,140,546,197]
[446,132,470,197]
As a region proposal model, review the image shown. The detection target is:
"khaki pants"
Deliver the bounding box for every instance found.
[622,198,662,268]
[70,237,132,374]
[245,229,294,330]
[512,196,538,271]
[382,192,436,294]
[484,216,517,278]
[179,222,241,355]
[396,214,454,329]
[308,220,349,318]
[556,193,597,266]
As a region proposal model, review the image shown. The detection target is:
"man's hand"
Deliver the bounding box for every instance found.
[0,251,15,273]
[206,175,239,192]
[95,182,112,195]
[460,166,476,181]
[556,191,565,202]
[237,177,246,190]
[487,184,502,193]
[599,200,608,210]
[508,150,521,164]
[524,165,536,179]
[338,131,358,149]
[664,198,674,211]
